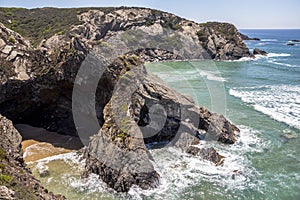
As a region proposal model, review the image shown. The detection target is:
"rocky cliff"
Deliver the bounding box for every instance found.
[0,7,244,196]
[0,114,65,200]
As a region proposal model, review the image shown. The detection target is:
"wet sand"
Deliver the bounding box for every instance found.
[15,124,83,163]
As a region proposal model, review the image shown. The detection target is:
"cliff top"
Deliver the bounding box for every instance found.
[0,7,182,46]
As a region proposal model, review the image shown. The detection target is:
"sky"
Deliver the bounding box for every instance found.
[1,0,300,29]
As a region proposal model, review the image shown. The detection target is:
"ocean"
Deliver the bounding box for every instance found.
[27,30,300,199]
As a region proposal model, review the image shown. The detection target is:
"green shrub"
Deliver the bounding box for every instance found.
[196,30,208,42]
[8,36,16,44]
[0,147,5,160]
[57,30,64,35]
[172,23,181,30]
[0,174,13,185]
[0,7,89,47]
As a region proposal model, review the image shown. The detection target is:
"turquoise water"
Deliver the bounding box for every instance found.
[29,30,300,199]
[143,30,300,199]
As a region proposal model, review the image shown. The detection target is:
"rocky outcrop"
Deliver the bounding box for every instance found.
[198,107,239,144]
[0,7,243,195]
[71,10,251,60]
[83,55,239,192]
[287,40,299,46]
[0,7,248,135]
[0,22,88,137]
[0,114,65,199]
[253,48,268,56]
[196,22,252,60]
[0,8,252,61]
[0,23,31,82]
[186,146,224,166]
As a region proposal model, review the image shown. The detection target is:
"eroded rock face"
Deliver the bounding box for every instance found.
[0,114,65,200]
[84,60,239,192]
[0,7,250,136]
[196,22,252,60]
[0,23,31,81]
[0,23,87,137]
[199,107,239,144]
[84,101,161,192]
[0,7,243,194]
[70,9,251,60]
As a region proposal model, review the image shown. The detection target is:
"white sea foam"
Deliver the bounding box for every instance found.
[70,173,112,194]
[28,151,86,177]
[256,42,269,46]
[231,52,291,63]
[267,60,296,68]
[28,127,268,199]
[261,39,278,42]
[235,57,256,62]
[128,125,267,199]
[267,53,291,58]
[229,85,300,129]
[288,40,300,43]
[199,70,226,82]
[230,55,264,62]
[31,152,115,196]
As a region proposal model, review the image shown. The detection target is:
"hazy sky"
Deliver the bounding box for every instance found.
[1,0,300,29]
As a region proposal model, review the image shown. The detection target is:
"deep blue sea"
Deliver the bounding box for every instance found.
[27,30,300,200]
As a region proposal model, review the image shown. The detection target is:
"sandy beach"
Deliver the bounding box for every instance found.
[15,124,83,162]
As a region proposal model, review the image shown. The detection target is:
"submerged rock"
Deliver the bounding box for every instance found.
[37,164,50,178]
[186,146,225,166]
[283,134,297,139]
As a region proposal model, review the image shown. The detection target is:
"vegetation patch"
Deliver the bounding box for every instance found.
[199,22,237,40]
[8,36,16,44]
[196,29,208,43]
[0,174,13,185]
[0,7,88,47]
[161,16,182,30]
[0,147,6,160]
[0,7,126,47]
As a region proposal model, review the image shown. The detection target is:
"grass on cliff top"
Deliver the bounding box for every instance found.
[0,7,93,46]
[0,7,183,47]
[0,7,115,47]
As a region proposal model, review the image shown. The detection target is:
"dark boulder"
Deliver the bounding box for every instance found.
[253,48,268,56]
[186,146,225,166]
[198,107,239,144]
